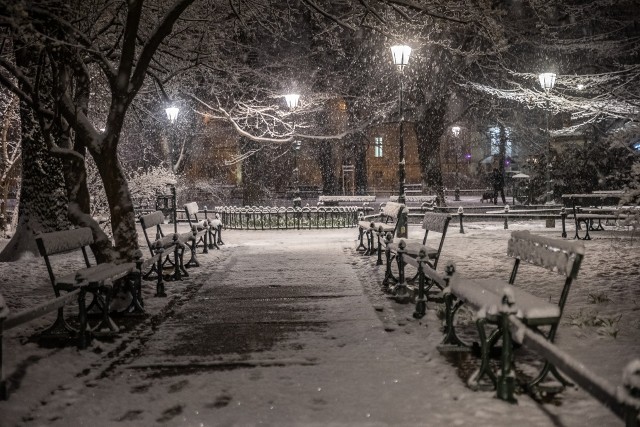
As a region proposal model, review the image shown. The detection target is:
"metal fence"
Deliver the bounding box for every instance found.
[211,205,360,230]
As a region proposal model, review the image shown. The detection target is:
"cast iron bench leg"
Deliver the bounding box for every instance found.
[467,318,499,391]
[382,248,397,290]
[356,227,366,251]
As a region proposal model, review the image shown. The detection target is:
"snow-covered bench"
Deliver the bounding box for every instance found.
[440,231,585,394]
[318,195,376,206]
[562,193,625,240]
[356,201,405,255]
[382,212,452,308]
[184,202,213,256]
[139,211,190,296]
[34,228,145,347]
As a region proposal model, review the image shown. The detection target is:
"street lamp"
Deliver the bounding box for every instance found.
[538,72,556,204]
[165,104,180,173]
[451,126,461,201]
[284,94,302,207]
[291,140,302,207]
[390,44,411,238]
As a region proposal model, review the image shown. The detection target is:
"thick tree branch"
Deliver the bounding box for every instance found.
[128,0,195,98]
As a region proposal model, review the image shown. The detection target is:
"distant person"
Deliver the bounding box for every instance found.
[492,167,506,204]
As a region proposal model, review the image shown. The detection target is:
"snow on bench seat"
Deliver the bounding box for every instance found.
[387,241,438,258]
[448,274,560,323]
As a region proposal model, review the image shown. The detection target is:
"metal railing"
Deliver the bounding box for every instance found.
[428,206,570,237]
[211,205,360,230]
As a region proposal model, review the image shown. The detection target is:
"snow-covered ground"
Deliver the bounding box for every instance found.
[0,218,638,426]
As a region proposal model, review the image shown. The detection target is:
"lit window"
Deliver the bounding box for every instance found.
[374,136,383,157]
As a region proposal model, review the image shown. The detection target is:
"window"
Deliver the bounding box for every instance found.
[374,136,383,157]
[488,126,512,157]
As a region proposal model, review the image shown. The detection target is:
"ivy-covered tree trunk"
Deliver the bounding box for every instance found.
[0,42,71,262]
[0,104,70,261]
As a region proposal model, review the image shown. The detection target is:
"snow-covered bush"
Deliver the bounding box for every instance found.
[87,158,177,235]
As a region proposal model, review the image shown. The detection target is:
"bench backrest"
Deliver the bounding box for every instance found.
[35,228,94,296]
[421,213,452,268]
[184,202,203,229]
[381,202,404,221]
[36,228,93,256]
[184,202,199,218]
[506,231,584,334]
[139,211,167,253]
[507,230,584,279]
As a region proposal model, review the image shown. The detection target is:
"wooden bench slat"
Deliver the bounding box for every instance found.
[388,241,438,258]
[3,289,82,331]
[508,230,584,278]
[184,202,199,217]
[140,211,166,229]
[401,255,448,290]
[35,228,93,256]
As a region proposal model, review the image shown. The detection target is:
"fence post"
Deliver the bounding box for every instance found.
[458,207,465,234]
[497,288,517,403]
[561,207,567,238]
[504,205,510,229]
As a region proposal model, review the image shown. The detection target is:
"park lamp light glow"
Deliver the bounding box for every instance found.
[284,94,300,110]
[165,105,180,124]
[390,45,412,71]
[451,126,461,137]
[538,72,556,93]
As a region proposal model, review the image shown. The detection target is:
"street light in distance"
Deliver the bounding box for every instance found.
[538,72,556,204]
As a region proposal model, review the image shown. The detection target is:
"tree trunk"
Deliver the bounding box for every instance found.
[0,42,71,262]
[316,141,336,195]
[0,103,70,261]
[241,138,263,205]
[64,147,115,263]
[415,96,448,206]
[92,149,138,261]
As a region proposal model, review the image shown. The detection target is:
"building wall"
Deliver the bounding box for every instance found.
[364,123,421,194]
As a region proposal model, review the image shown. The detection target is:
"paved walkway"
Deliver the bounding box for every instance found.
[13,229,618,427]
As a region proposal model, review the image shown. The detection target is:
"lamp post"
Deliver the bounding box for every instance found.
[538,72,556,204]
[284,94,302,208]
[165,105,179,233]
[165,105,180,173]
[451,126,461,201]
[291,140,302,207]
[390,44,411,238]
[390,45,412,205]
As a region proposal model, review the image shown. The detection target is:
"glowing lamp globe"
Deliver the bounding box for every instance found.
[390,45,412,70]
[538,73,556,92]
[165,106,180,124]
